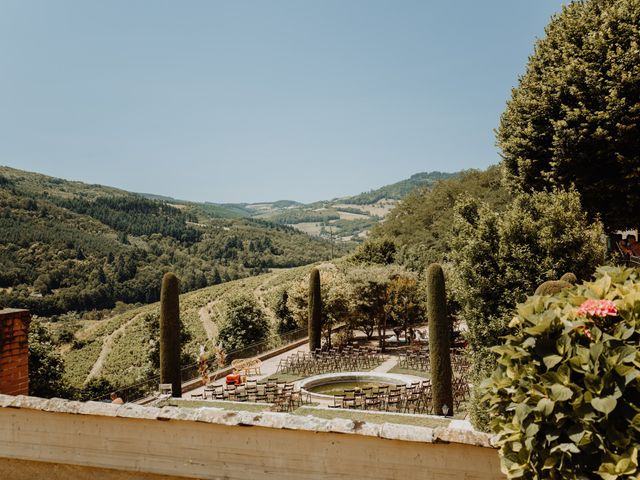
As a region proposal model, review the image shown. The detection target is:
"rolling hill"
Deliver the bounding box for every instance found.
[140,171,456,241]
[0,166,350,317]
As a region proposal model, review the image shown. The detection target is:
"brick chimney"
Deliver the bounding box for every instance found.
[0,308,31,396]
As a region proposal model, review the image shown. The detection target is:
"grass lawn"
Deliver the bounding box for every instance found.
[293,406,450,429]
[387,365,430,378]
[166,399,271,413]
[163,399,466,424]
[261,373,305,383]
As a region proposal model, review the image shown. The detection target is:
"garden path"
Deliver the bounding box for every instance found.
[85,313,143,383]
[197,300,220,344]
[370,356,399,373]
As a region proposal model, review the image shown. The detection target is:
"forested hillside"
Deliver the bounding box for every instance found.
[343,171,454,205]
[363,166,512,267]
[0,166,349,316]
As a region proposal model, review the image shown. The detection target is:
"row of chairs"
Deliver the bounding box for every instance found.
[189,379,306,412]
[331,378,470,414]
[276,346,382,376]
[331,381,426,414]
[397,349,470,376]
[397,350,430,371]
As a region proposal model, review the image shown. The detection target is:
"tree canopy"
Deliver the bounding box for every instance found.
[447,189,606,428]
[217,293,269,351]
[497,0,640,231]
[366,166,511,269]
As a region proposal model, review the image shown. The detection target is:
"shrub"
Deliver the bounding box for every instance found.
[497,0,640,231]
[273,289,297,335]
[448,189,605,428]
[350,239,396,265]
[534,280,572,296]
[308,268,322,351]
[331,330,349,350]
[483,266,640,479]
[28,321,70,398]
[560,272,578,284]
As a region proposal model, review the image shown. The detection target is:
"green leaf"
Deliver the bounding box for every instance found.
[549,384,573,402]
[591,395,617,415]
[631,414,640,432]
[589,342,603,362]
[536,397,555,416]
[525,422,540,438]
[550,442,580,454]
[616,346,637,364]
[543,354,563,369]
[591,275,612,297]
[585,373,603,394]
[514,403,533,424]
[567,427,585,444]
[542,456,557,470]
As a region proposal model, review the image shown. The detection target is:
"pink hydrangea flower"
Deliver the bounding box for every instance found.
[577,299,618,318]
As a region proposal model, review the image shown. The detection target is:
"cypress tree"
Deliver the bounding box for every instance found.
[427,263,453,416]
[160,272,181,397]
[308,267,322,351]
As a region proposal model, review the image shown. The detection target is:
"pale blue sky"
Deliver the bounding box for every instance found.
[0,1,565,203]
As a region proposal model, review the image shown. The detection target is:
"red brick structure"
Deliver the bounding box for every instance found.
[0,308,31,396]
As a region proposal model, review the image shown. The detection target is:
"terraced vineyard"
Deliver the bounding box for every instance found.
[59,263,319,390]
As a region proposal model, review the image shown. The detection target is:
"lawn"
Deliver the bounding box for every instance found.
[165,398,272,413]
[387,365,430,378]
[293,406,450,429]
[262,373,306,383]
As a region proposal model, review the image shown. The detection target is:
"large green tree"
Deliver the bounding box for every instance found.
[497,0,640,231]
[448,189,605,429]
[28,321,70,398]
[217,293,269,352]
[287,264,352,346]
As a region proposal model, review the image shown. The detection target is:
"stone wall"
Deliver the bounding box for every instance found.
[0,309,31,396]
[0,394,505,480]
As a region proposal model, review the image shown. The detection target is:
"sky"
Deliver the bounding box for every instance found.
[0,1,566,203]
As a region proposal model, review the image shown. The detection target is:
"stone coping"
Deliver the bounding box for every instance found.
[0,393,497,449]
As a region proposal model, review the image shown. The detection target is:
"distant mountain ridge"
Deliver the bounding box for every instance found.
[139,170,457,241]
[340,171,454,205]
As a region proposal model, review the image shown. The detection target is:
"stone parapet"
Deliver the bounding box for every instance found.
[0,393,504,479]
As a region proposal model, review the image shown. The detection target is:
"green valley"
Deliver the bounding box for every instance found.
[0,166,351,317]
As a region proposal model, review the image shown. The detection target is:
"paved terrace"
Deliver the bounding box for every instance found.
[182,329,472,422]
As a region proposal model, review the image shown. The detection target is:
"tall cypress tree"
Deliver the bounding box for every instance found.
[160,272,181,397]
[427,263,453,416]
[308,267,322,351]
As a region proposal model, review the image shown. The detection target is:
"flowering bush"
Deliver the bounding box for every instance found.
[483,266,640,479]
[577,299,618,318]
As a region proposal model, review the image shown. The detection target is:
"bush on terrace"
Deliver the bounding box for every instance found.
[484,266,640,479]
